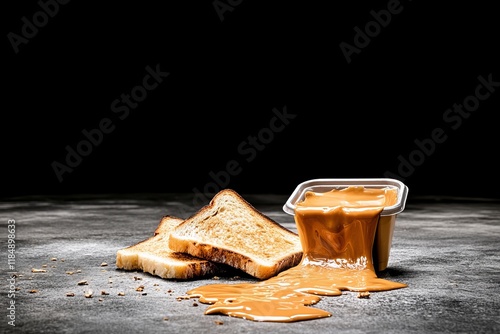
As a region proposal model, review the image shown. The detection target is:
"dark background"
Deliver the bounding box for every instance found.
[3,1,499,200]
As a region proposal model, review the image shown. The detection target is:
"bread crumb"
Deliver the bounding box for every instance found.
[66,292,75,297]
[77,280,88,286]
[98,298,104,302]
[214,320,224,325]
[31,268,46,273]
[101,290,110,295]
[133,276,142,281]
[118,292,125,296]
[135,285,145,292]
[193,302,198,307]
[29,289,38,293]
[50,257,57,261]
[357,291,370,299]
[163,317,169,321]
[100,262,108,267]
[66,271,75,275]
[84,290,93,298]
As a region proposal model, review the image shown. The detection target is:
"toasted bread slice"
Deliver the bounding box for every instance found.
[116,215,229,280]
[168,189,303,280]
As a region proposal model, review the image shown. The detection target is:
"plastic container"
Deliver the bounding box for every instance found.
[283,178,408,271]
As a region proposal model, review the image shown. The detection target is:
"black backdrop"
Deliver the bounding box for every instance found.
[3,1,499,200]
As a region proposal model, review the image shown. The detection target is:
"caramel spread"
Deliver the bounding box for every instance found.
[187,186,407,322]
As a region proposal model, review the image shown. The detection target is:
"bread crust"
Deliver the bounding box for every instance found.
[172,238,303,280]
[169,189,303,279]
[116,215,230,280]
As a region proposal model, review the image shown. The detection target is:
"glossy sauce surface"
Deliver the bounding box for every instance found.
[187,186,407,322]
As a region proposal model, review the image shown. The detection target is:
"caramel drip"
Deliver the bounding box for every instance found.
[186,186,407,322]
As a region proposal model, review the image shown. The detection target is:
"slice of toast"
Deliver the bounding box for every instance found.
[116,215,230,280]
[168,189,303,280]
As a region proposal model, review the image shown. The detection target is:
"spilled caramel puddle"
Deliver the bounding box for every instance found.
[187,186,407,322]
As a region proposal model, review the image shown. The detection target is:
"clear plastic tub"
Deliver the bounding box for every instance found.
[283,178,408,271]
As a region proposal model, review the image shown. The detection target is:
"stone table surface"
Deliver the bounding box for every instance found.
[1,193,499,334]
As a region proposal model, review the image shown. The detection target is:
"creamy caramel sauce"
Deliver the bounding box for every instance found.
[186,186,407,322]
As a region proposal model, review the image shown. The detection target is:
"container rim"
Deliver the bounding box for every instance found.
[283,178,409,216]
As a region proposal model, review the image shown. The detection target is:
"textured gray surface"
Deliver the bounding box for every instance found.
[1,193,499,334]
